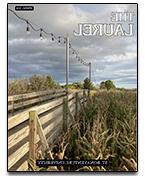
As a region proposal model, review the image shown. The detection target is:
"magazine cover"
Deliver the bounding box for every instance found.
[8,3,138,172]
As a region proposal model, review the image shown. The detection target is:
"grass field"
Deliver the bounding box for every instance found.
[49,90,137,171]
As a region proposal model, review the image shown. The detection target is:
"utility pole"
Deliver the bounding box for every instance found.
[65,34,69,95]
[89,62,91,82]
[64,34,69,131]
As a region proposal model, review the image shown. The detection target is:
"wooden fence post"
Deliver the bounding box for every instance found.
[83,90,86,108]
[63,97,67,132]
[29,110,37,170]
[75,92,78,120]
[77,95,87,131]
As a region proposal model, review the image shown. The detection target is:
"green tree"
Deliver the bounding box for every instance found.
[105,80,116,90]
[100,80,116,90]
[100,81,106,89]
[83,78,94,90]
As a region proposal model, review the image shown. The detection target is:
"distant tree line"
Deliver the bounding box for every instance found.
[8,74,119,96]
[64,78,96,90]
[8,75,61,95]
[8,76,97,96]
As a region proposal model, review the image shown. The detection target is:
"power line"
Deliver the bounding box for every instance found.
[8,8,90,67]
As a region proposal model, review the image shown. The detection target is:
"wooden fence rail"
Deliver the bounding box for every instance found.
[8,89,89,171]
[8,89,66,113]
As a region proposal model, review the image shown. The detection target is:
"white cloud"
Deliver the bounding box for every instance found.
[8,4,137,88]
[104,52,136,62]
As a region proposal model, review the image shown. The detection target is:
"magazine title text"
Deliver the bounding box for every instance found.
[73,12,135,37]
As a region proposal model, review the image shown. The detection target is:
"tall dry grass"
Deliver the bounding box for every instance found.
[45,90,137,171]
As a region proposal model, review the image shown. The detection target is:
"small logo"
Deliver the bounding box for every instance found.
[15,6,34,11]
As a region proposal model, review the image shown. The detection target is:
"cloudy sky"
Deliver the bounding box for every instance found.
[8,4,137,88]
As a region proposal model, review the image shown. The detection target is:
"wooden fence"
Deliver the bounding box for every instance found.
[8,89,66,114]
[8,89,89,171]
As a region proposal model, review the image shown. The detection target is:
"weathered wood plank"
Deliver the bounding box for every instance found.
[8,95,65,130]
[43,116,62,137]
[36,98,63,115]
[36,93,74,117]
[8,142,29,170]
[8,89,65,102]
[8,92,66,111]
[29,111,37,169]
[37,114,49,152]
[47,124,63,144]
[8,118,62,170]
[40,106,63,126]
[17,161,28,171]
[8,111,29,130]
[8,92,81,170]
[8,126,29,150]
[8,105,63,149]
